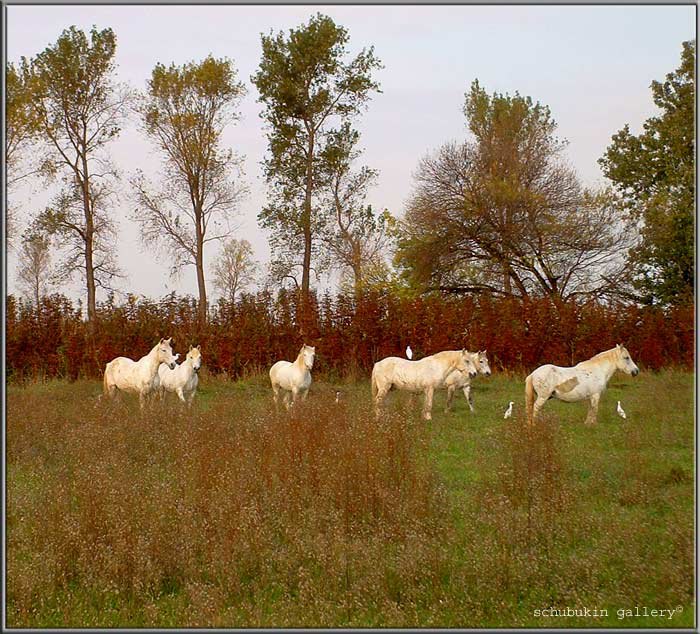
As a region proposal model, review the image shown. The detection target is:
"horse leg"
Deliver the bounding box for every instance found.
[463,384,474,412]
[445,385,455,413]
[423,387,435,421]
[176,388,186,404]
[532,394,549,421]
[585,393,600,426]
[374,384,390,418]
[271,383,281,409]
[284,390,293,410]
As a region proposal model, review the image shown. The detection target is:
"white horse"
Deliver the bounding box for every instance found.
[525,344,639,425]
[372,349,478,420]
[158,345,202,406]
[269,344,315,409]
[444,350,492,413]
[103,337,178,409]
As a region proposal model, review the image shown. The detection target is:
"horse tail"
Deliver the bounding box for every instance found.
[103,363,110,396]
[525,373,535,424]
[371,365,378,401]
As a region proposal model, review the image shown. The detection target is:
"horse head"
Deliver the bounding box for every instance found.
[188,345,202,372]
[301,344,316,370]
[477,350,491,376]
[615,343,639,377]
[158,337,178,370]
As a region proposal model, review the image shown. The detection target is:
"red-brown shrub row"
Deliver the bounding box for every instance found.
[5,290,694,380]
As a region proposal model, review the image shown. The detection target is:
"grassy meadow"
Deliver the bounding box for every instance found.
[6,370,695,628]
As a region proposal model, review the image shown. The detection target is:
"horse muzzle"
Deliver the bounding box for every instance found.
[632,368,639,377]
[169,362,176,370]
[469,370,477,378]
[485,371,491,376]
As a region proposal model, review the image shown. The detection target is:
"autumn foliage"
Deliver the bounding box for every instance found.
[6,290,693,381]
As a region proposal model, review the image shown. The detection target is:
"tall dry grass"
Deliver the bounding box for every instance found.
[7,373,694,627]
[7,383,455,627]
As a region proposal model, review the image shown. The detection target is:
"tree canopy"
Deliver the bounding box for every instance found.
[28,26,127,324]
[132,55,247,325]
[599,39,695,306]
[395,80,632,301]
[252,13,382,309]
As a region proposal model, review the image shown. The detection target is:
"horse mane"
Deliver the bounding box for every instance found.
[579,347,619,366]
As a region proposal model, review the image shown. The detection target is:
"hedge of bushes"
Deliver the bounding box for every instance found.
[6,290,693,380]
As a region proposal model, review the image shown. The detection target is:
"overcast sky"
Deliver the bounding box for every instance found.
[5,4,695,302]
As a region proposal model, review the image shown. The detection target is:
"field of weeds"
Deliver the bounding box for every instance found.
[6,370,695,628]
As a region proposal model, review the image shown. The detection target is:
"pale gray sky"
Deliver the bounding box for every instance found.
[6,4,696,302]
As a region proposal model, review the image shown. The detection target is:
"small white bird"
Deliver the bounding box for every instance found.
[335,390,341,404]
[616,401,627,419]
[504,401,514,419]
[406,345,413,360]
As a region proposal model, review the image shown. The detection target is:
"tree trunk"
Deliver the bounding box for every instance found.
[300,130,315,332]
[79,151,97,329]
[195,219,207,326]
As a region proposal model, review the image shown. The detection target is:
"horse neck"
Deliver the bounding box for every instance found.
[294,352,309,371]
[440,353,463,382]
[584,354,618,383]
[143,347,163,376]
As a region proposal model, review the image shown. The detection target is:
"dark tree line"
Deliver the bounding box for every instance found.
[6,291,693,381]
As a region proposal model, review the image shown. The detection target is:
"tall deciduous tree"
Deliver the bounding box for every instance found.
[318,123,392,297]
[133,56,246,325]
[396,80,632,301]
[211,238,258,303]
[28,26,127,326]
[252,13,381,315]
[16,228,53,309]
[599,40,694,306]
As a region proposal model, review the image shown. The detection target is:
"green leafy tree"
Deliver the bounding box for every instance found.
[252,13,381,317]
[396,80,632,301]
[600,40,695,306]
[27,26,128,326]
[132,56,247,325]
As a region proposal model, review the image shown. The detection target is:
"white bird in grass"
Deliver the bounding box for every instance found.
[335,390,341,404]
[616,401,627,419]
[503,401,514,419]
[406,345,413,360]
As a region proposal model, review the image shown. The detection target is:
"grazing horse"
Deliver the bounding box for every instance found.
[103,338,178,409]
[372,349,478,420]
[269,344,315,410]
[525,344,639,425]
[444,350,492,413]
[158,345,202,406]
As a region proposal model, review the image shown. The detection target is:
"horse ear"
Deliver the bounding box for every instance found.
[617,343,623,349]
[189,345,192,351]
[197,344,201,350]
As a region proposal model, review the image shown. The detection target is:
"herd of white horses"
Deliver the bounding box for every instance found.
[101,336,640,425]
